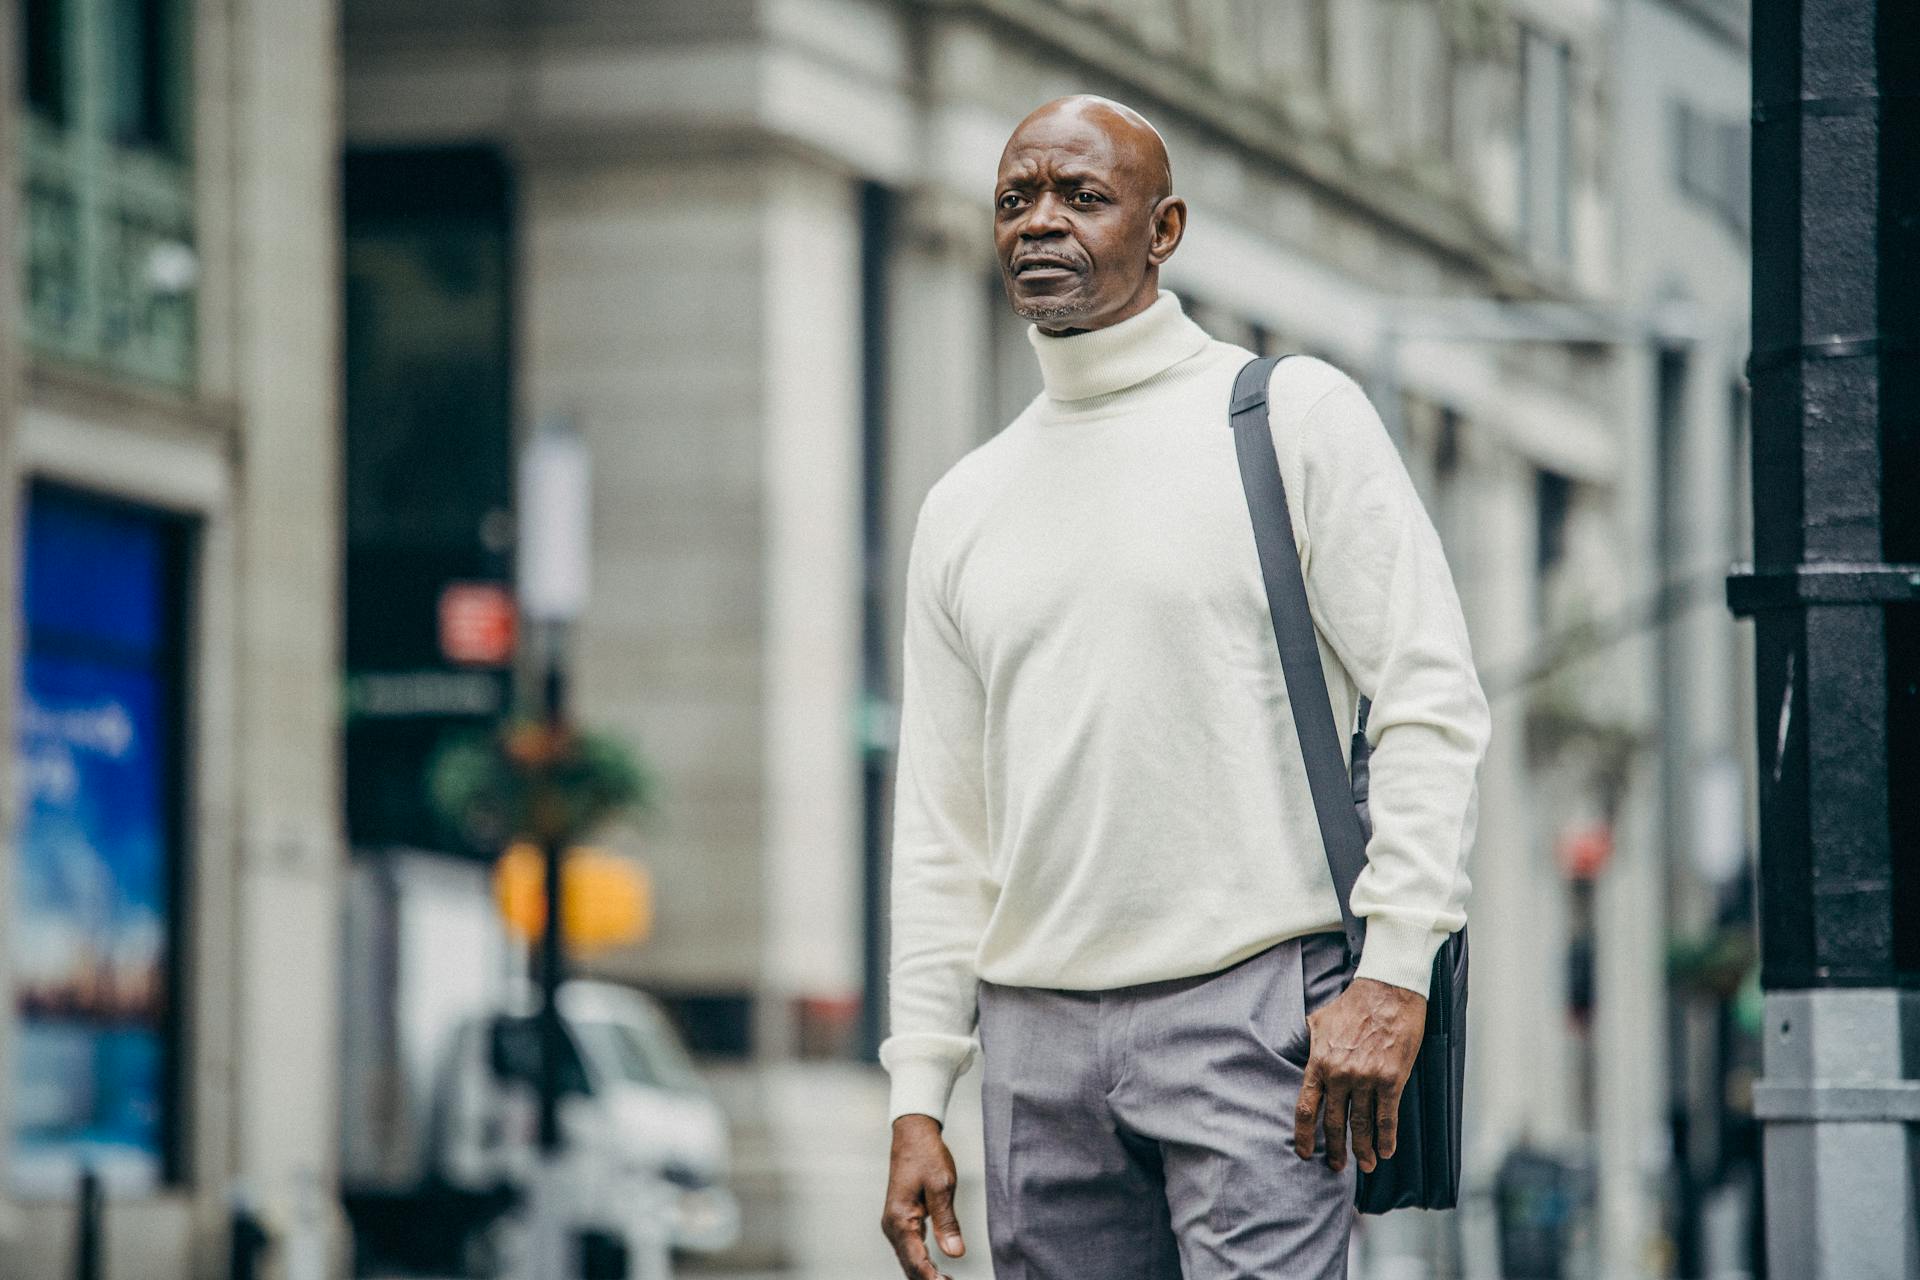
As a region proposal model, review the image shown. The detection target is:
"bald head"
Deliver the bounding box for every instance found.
[1002,95,1173,202]
[993,95,1187,334]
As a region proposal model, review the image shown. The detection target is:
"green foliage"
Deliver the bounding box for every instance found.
[1667,927,1757,999]
[429,719,654,853]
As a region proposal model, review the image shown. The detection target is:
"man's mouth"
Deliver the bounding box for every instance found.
[1014,257,1084,280]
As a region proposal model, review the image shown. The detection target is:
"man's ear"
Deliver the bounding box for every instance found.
[1147,195,1187,266]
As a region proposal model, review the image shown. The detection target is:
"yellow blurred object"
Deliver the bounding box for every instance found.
[495,841,653,950]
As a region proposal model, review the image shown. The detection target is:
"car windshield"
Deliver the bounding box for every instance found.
[570,1012,707,1095]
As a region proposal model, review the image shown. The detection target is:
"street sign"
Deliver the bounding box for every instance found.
[343,670,505,719]
[1556,822,1613,881]
[438,580,517,666]
[494,843,653,951]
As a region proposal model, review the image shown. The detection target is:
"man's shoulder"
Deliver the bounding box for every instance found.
[1201,343,1363,415]
[1265,352,1365,416]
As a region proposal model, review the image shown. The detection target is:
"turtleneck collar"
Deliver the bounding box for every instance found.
[1026,289,1212,403]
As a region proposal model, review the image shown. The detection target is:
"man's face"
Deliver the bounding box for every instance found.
[993,105,1177,334]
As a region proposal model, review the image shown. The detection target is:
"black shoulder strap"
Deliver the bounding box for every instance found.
[1229,356,1368,962]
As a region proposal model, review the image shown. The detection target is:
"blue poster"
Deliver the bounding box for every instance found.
[11,490,180,1197]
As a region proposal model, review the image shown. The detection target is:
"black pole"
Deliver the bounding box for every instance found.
[1729,1,1920,1272]
[228,1201,270,1280]
[74,1167,101,1280]
[1729,0,1919,996]
[537,633,569,1154]
[857,181,893,1062]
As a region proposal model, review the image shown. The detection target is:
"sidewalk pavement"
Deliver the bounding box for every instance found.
[697,1058,992,1280]
[387,1058,1451,1280]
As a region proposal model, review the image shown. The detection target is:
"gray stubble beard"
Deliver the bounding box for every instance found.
[1012,297,1088,325]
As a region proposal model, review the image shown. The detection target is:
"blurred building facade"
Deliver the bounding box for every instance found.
[0,0,1762,1277]
[1613,4,1759,1275]
[331,1,1757,1277]
[0,0,345,1275]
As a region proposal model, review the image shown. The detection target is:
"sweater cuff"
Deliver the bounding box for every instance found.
[879,1035,978,1127]
[1354,914,1451,998]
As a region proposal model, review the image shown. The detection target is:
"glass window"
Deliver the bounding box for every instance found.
[11,484,192,1197]
[22,0,196,386]
[1535,467,1573,627]
[1519,27,1572,264]
[107,0,188,157]
[23,0,70,124]
[486,1016,592,1098]
[571,1013,708,1096]
[1671,98,1750,234]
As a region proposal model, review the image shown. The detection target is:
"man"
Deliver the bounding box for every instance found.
[878,95,1492,1280]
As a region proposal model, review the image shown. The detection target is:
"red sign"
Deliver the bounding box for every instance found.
[1557,822,1614,880]
[438,582,517,667]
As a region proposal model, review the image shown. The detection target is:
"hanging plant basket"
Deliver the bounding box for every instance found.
[428,718,654,853]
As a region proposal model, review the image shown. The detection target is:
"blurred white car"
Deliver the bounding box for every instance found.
[436,979,742,1277]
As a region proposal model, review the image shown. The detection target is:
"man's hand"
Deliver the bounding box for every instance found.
[881,1114,966,1280]
[1292,976,1427,1174]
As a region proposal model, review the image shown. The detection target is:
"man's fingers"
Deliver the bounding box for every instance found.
[1293,1063,1325,1159]
[881,1202,945,1280]
[925,1174,966,1259]
[1375,1084,1402,1161]
[1323,1081,1351,1172]
[1348,1085,1378,1172]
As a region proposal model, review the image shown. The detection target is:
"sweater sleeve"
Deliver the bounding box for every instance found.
[877,499,997,1125]
[1283,370,1493,998]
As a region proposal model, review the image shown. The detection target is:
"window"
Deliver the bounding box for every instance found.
[1528,470,1574,629]
[571,1015,707,1096]
[1537,470,1572,576]
[1430,405,1464,551]
[1519,27,1573,264]
[23,0,188,155]
[107,0,190,156]
[1536,468,1573,626]
[1672,99,1750,234]
[22,0,196,385]
[11,484,192,1196]
[23,0,68,125]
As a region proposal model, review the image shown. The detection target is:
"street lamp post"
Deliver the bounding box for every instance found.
[1728,3,1920,1275]
[518,415,592,1277]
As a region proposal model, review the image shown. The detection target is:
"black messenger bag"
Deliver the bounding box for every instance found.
[1228,355,1469,1214]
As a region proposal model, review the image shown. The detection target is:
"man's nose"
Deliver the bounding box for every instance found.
[1021,191,1071,236]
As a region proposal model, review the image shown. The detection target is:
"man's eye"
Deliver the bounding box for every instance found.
[1072,191,1102,205]
[998,193,1024,211]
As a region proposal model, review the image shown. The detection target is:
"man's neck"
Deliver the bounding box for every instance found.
[1033,281,1162,338]
[1024,289,1211,402]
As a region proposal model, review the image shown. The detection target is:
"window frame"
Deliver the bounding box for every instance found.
[21,0,197,387]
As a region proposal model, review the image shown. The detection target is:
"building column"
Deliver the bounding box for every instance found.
[1594,749,1669,1277]
[230,0,345,1271]
[1582,337,1670,1280]
[884,192,992,589]
[1461,447,1571,1161]
[758,159,865,1056]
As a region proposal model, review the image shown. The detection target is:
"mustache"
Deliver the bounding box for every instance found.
[1011,250,1088,274]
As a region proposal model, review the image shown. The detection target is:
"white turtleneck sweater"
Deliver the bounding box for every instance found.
[880,290,1492,1125]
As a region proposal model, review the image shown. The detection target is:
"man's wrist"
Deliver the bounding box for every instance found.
[1349,974,1426,1007]
[881,1042,972,1127]
[893,1112,943,1134]
[1352,915,1451,996]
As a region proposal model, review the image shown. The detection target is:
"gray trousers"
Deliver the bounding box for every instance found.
[976,931,1356,1280]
